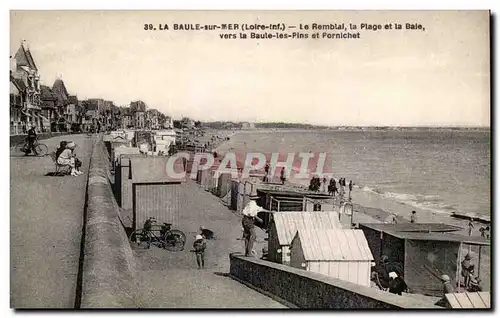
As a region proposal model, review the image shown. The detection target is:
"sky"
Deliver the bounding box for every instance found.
[10,10,490,126]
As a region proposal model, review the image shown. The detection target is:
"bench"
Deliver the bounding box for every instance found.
[49,151,71,176]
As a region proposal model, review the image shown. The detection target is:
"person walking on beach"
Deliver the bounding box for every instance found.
[280,167,286,185]
[467,219,474,236]
[385,213,398,224]
[332,179,338,196]
[322,177,327,193]
[328,178,335,196]
[479,226,486,238]
[191,235,206,269]
[410,211,417,223]
[242,201,265,257]
[348,180,353,199]
[263,162,270,183]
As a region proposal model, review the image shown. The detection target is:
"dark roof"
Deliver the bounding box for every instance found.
[40,85,57,101]
[25,50,37,71]
[389,231,490,246]
[68,95,78,105]
[359,223,489,246]
[52,79,70,105]
[257,189,333,200]
[359,223,463,233]
[14,44,37,70]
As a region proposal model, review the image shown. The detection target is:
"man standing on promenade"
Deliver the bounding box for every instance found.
[242,201,265,257]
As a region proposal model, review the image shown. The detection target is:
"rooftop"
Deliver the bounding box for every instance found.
[293,229,374,261]
[272,211,341,246]
[359,223,463,233]
[359,223,489,246]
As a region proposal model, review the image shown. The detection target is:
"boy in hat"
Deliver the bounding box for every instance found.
[191,234,206,269]
[440,274,455,295]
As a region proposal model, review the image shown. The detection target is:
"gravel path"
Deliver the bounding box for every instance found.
[10,134,93,308]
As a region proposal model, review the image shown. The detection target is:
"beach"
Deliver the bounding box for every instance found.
[212,128,491,291]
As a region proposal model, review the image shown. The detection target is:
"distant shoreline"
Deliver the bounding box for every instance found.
[206,127,490,133]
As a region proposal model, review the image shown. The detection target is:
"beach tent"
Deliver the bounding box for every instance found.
[359,223,489,297]
[289,229,374,287]
[267,211,341,265]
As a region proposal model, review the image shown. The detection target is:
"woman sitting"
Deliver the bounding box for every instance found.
[55,141,68,162]
[57,141,83,176]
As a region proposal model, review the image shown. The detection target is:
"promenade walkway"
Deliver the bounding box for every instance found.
[132,181,285,308]
[10,134,93,308]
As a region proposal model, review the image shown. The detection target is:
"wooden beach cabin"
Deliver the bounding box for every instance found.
[131,157,185,231]
[359,223,490,297]
[113,153,144,208]
[289,229,374,287]
[254,189,335,228]
[267,211,342,265]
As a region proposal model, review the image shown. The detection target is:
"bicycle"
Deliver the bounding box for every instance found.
[13,137,48,157]
[129,217,186,251]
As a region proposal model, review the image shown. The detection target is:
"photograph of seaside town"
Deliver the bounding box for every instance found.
[10,10,490,309]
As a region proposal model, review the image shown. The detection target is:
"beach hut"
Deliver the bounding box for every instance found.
[359,223,490,297]
[132,181,183,231]
[255,189,335,228]
[445,292,490,309]
[267,211,342,265]
[257,189,334,212]
[289,229,374,287]
[114,153,144,208]
[130,157,186,231]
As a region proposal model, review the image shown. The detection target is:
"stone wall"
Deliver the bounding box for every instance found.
[229,253,440,309]
[80,138,139,308]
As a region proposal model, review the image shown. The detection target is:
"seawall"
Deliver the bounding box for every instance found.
[80,137,139,308]
[229,253,441,309]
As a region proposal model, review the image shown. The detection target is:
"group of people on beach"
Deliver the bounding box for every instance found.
[371,253,481,300]
[308,176,353,198]
[468,219,490,239]
[262,163,287,185]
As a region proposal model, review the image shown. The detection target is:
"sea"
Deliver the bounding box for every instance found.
[217,129,491,218]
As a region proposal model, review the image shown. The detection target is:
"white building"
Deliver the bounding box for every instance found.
[267,211,342,265]
[290,229,374,287]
